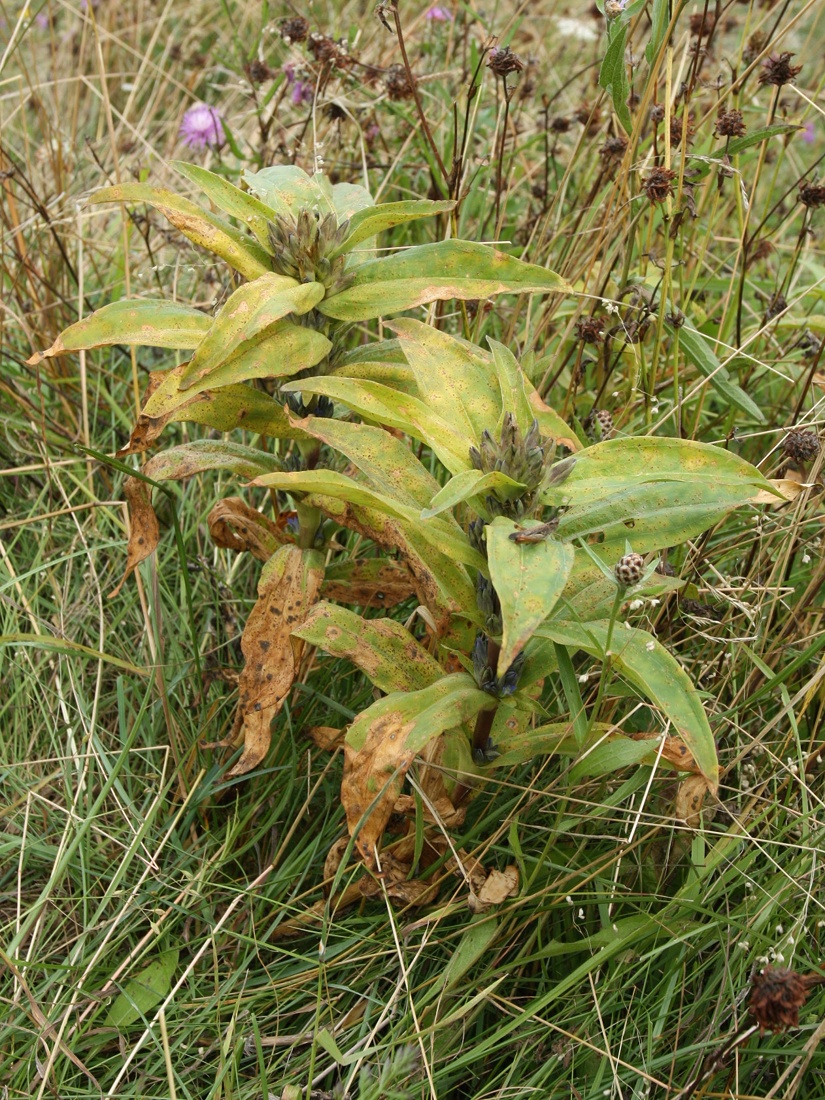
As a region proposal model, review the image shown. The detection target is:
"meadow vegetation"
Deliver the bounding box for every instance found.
[2,0,825,1097]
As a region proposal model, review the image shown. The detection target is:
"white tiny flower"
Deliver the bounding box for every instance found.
[803,553,811,564]
[629,599,644,611]
[645,640,656,651]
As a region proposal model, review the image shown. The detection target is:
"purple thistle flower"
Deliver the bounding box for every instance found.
[35,12,49,28]
[425,5,453,19]
[291,81,314,105]
[802,120,816,144]
[179,103,225,150]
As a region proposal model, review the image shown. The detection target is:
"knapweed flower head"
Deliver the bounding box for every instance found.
[425,5,452,20]
[487,46,525,78]
[179,103,224,150]
[758,52,802,88]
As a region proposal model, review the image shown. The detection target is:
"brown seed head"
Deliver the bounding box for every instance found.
[715,109,746,138]
[743,30,767,66]
[600,134,628,160]
[244,59,272,85]
[749,967,824,1034]
[550,115,572,134]
[783,428,821,464]
[576,317,605,344]
[689,11,716,35]
[280,16,309,43]
[487,46,525,78]
[384,63,416,100]
[799,181,825,209]
[307,33,353,68]
[669,113,694,148]
[643,167,677,205]
[758,52,802,87]
[650,103,666,124]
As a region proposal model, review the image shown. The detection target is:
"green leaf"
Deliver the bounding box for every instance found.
[105,948,179,1030]
[487,517,575,678]
[553,437,772,552]
[242,165,336,218]
[346,673,491,753]
[388,319,501,440]
[319,240,570,321]
[690,125,801,182]
[251,469,486,572]
[90,184,271,280]
[281,376,473,474]
[538,620,719,787]
[293,602,442,693]
[598,23,631,134]
[335,199,456,255]
[29,300,212,362]
[421,469,526,519]
[173,161,280,252]
[489,340,537,436]
[438,919,499,993]
[181,276,326,388]
[288,415,443,509]
[645,0,670,65]
[331,181,376,221]
[143,441,283,483]
[135,365,308,446]
[669,322,765,422]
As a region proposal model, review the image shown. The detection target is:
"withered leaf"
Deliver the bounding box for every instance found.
[675,773,713,827]
[208,497,287,561]
[468,865,519,913]
[228,545,324,777]
[109,477,160,599]
[321,558,416,609]
[342,715,416,869]
[307,726,345,752]
[629,731,700,774]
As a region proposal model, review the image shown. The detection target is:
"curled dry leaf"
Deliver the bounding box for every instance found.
[675,773,713,827]
[750,475,807,505]
[468,865,519,914]
[629,731,701,773]
[392,793,466,830]
[208,497,288,561]
[227,545,324,777]
[109,477,160,599]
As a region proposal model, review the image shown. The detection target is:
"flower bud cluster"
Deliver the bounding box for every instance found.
[469,414,550,517]
[476,574,502,636]
[268,209,350,287]
[472,634,525,697]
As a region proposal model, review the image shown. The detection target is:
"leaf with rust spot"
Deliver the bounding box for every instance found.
[109,478,160,599]
[228,545,324,777]
[294,601,441,694]
[321,558,416,610]
[208,497,289,561]
[675,773,712,828]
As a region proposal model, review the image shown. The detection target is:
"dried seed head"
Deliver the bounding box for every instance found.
[783,428,821,464]
[575,316,605,344]
[384,63,416,100]
[307,32,353,68]
[487,46,525,78]
[643,166,677,204]
[715,109,746,138]
[799,181,825,208]
[600,134,629,160]
[669,112,694,148]
[750,237,774,262]
[650,103,666,124]
[680,598,723,621]
[765,292,787,321]
[244,58,272,85]
[758,52,802,87]
[550,115,572,134]
[280,16,309,43]
[743,30,767,66]
[749,968,824,1034]
[615,552,645,588]
[656,559,675,577]
[689,11,715,35]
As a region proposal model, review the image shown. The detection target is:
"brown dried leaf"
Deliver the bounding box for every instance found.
[227,545,324,777]
[468,865,519,914]
[392,794,466,829]
[750,475,807,505]
[341,717,416,869]
[208,497,288,561]
[675,773,712,827]
[109,477,160,599]
[307,726,345,752]
[321,559,416,609]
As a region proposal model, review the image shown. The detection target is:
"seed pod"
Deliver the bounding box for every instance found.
[749,967,825,1034]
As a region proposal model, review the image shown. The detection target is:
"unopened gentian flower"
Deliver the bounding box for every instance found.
[179,103,224,150]
[425,5,453,19]
[282,64,314,106]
